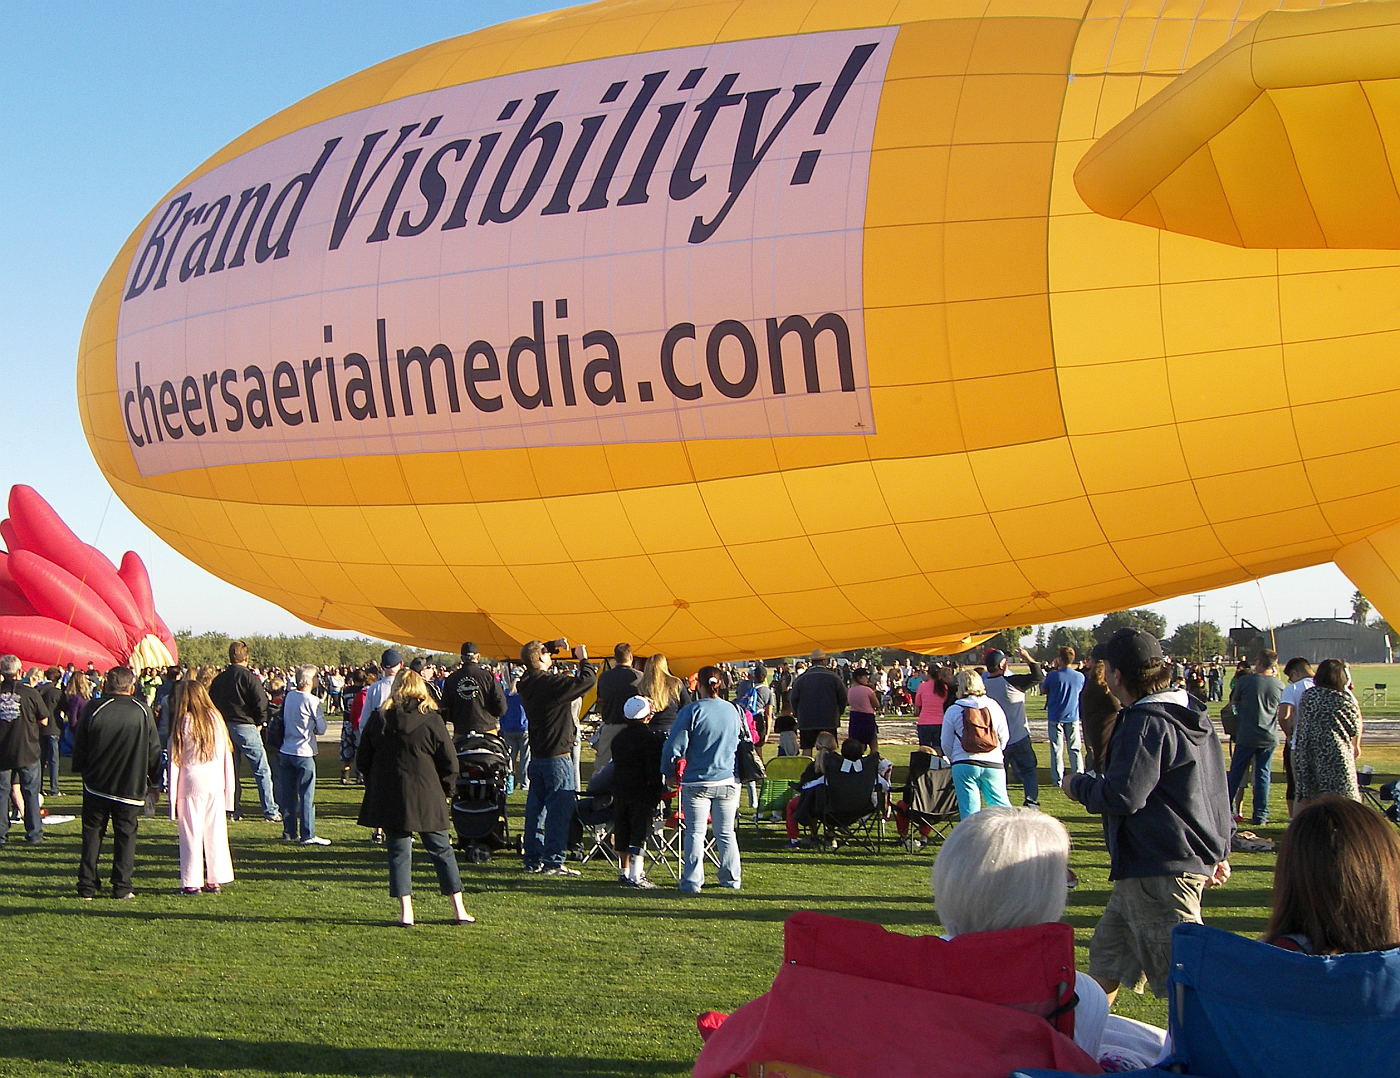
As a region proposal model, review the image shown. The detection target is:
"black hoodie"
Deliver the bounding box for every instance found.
[1068,690,1231,881]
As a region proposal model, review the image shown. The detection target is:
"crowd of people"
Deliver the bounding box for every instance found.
[2,622,1397,1070]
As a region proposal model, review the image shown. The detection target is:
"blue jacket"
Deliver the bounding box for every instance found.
[663,696,740,784]
[1068,690,1232,881]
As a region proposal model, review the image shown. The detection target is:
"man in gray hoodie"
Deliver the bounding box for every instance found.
[1063,628,1232,1003]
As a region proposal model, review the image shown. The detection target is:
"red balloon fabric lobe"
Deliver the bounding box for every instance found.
[8,549,132,658]
[0,615,120,669]
[117,551,158,631]
[0,553,28,604]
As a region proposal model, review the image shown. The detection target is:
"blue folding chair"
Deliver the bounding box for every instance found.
[1012,921,1400,1078]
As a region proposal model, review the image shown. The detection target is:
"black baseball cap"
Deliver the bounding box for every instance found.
[983,649,1006,669]
[1101,628,1163,673]
[381,648,404,668]
[409,657,427,673]
[461,642,478,658]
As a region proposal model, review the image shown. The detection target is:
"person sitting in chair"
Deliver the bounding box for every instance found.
[781,732,840,850]
[1265,795,1400,955]
[932,806,1168,1072]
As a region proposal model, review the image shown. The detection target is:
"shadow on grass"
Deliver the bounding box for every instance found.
[0,1027,685,1077]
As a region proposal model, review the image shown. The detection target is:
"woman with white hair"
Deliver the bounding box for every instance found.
[940,669,1011,818]
[933,807,1166,1070]
[277,664,329,846]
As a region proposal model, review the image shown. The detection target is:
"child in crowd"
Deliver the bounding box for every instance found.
[611,695,665,888]
[783,732,840,849]
[773,712,799,756]
[167,680,236,895]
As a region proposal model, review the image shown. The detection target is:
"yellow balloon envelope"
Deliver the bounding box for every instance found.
[77,0,1400,668]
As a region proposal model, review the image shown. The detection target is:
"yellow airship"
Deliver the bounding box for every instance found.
[77,0,1400,668]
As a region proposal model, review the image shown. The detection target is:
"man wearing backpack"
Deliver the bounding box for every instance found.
[1062,628,1232,1003]
[940,669,1011,818]
[734,665,774,748]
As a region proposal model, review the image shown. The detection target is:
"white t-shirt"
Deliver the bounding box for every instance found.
[1279,677,1314,750]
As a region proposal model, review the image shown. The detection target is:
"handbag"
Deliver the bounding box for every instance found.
[733,702,767,784]
[1219,703,1237,738]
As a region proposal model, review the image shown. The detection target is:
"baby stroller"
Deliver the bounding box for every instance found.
[451,733,511,862]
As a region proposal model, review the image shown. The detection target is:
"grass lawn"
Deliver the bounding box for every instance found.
[4,728,1394,1078]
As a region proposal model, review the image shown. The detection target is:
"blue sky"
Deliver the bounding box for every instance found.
[0,2,1362,642]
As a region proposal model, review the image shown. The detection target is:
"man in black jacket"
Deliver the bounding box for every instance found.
[789,650,847,751]
[441,642,506,739]
[1063,628,1232,1002]
[0,654,53,845]
[593,643,643,770]
[209,640,280,822]
[517,640,596,876]
[72,667,161,898]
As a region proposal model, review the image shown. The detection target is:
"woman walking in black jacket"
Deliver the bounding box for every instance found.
[357,669,474,926]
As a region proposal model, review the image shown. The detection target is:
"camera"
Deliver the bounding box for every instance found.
[544,638,569,656]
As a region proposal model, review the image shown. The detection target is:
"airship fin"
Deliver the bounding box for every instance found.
[1075,1,1400,249]
[1336,523,1400,640]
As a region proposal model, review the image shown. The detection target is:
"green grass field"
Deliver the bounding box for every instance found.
[3,729,1390,1078]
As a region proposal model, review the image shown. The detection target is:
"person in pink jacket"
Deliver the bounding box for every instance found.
[167,680,236,895]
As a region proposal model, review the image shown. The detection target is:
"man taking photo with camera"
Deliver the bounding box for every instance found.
[517,639,595,876]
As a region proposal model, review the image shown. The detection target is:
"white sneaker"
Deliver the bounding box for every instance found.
[300,836,331,846]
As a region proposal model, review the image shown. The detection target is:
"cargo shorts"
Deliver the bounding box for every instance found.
[1088,872,1207,998]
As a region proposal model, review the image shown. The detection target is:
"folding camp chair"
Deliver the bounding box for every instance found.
[896,750,959,851]
[820,757,883,852]
[569,793,618,868]
[694,912,1095,1078]
[755,755,811,830]
[654,789,720,878]
[1012,921,1400,1078]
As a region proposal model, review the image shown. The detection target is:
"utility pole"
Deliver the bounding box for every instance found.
[1195,595,1205,660]
[1230,602,1242,628]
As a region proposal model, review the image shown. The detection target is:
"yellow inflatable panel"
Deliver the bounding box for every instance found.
[77,0,1400,668]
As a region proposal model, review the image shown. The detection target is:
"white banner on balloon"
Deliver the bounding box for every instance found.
[115,27,895,476]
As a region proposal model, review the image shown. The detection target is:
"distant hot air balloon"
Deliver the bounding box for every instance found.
[0,486,177,672]
[76,0,1400,669]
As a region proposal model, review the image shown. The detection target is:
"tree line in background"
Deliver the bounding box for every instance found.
[172,630,451,671]
[175,590,1396,675]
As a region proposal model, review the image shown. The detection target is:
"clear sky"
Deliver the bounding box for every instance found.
[0,2,1366,644]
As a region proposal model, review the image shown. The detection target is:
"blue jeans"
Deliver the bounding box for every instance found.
[951,762,1011,819]
[42,736,61,794]
[1228,742,1274,824]
[226,723,279,819]
[278,754,317,840]
[1003,736,1040,807]
[0,762,43,842]
[680,781,741,892]
[523,755,576,870]
[501,731,530,790]
[1048,721,1083,787]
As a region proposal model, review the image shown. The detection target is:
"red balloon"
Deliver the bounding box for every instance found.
[8,550,130,658]
[0,616,120,669]
[7,485,145,645]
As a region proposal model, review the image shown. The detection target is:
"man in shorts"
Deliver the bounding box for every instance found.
[1062,628,1232,1002]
